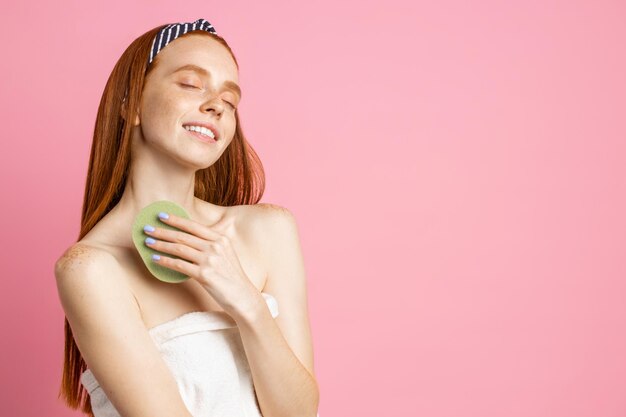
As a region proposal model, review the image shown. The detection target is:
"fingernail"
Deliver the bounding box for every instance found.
[144,224,155,233]
[158,212,169,220]
[145,237,156,245]
[152,254,160,261]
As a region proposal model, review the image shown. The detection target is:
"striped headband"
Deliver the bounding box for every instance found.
[148,18,217,65]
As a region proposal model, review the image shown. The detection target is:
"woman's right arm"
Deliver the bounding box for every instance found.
[55,243,194,417]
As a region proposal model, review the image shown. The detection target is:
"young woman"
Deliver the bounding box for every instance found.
[55,18,319,417]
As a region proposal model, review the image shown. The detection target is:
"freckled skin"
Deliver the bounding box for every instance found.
[257,203,291,215]
[56,244,95,274]
[129,34,240,170]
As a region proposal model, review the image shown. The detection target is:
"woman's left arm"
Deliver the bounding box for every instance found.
[236,205,320,417]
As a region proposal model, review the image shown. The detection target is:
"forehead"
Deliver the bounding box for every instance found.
[153,34,238,81]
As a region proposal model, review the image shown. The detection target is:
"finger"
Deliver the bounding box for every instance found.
[157,212,223,241]
[144,224,207,251]
[151,253,200,277]
[145,237,203,265]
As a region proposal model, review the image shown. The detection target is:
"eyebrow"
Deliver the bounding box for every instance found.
[171,64,241,99]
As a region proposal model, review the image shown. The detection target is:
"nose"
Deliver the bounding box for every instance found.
[202,96,225,117]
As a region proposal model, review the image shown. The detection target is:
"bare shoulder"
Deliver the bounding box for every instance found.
[55,241,117,277]
[55,242,122,287]
[255,202,292,216]
[238,202,301,268]
[242,202,297,234]
[55,242,137,320]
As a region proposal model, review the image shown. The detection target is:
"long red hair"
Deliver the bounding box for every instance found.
[58,24,265,416]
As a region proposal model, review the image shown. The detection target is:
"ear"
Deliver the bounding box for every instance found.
[120,99,140,126]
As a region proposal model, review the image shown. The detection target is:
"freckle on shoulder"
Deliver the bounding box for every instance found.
[243,203,293,239]
[255,202,291,215]
[55,242,112,276]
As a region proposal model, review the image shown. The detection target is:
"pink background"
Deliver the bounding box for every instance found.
[2,1,625,416]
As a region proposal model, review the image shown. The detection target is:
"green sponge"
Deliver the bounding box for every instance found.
[131,200,192,284]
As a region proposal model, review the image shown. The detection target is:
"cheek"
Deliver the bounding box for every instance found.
[140,92,183,136]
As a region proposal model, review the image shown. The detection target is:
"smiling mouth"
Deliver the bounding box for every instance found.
[183,126,217,143]
[182,123,219,140]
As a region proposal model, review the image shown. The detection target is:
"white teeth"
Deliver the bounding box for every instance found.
[184,125,216,139]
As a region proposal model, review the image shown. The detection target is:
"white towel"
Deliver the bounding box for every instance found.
[81,292,320,417]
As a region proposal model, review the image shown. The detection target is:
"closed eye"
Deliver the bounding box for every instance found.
[179,83,201,89]
[179,83,236,109]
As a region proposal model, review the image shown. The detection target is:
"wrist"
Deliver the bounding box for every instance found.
[233,290,267,325]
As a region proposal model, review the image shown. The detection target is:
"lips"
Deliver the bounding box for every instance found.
[185,128,217,143]
[181,121,220,141]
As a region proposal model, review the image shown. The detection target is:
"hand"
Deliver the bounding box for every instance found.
[143,211,262,321]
